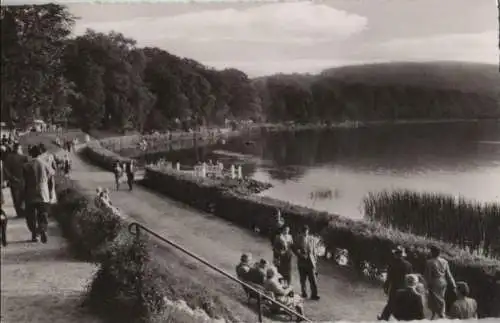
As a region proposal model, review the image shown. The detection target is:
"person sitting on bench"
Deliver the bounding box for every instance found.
[264,267,304,319]
[248,259,269,285]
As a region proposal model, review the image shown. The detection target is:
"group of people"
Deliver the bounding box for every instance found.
[112,160,135,191]
[378,245,478,321]
[1,140,60,246]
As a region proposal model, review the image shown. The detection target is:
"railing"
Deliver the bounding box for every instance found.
[128,222,311,323]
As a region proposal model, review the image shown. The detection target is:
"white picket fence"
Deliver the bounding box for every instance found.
[150,159,243,180]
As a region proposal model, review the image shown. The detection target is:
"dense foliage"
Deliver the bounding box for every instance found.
[364,190,500,258]
[2,4,498,132]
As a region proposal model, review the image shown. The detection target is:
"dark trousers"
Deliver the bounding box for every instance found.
[25,202,49,235]
[10,185,25,217]
[277,253,293,285]
[1,216,7,246]
[298,265,318,297]
[380,288,398,320]
[126,173,134,191]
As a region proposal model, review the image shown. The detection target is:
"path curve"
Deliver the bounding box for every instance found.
[70,148,387,322]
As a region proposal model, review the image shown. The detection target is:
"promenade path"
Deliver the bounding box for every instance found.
[71,146,387,322]
[0,188,101,323]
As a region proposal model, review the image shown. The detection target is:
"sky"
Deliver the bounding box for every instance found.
[5,0,499,76]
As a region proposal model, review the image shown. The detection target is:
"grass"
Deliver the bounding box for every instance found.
[363,190,500,258]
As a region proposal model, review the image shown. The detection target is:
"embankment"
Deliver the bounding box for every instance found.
[82,141,500,318]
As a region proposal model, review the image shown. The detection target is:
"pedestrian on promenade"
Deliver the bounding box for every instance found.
[378,246,413,320]
[425,245,457,319]
[293,225,320,300]
[3,143,29,217]
[23,145,55,243]
[125,160,135,191]
[273,225,294,285]
[113,162,123,190]
[270,208,285,245]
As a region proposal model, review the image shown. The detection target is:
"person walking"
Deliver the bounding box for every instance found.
[125,160,135,191]
[448,281,478,319]
[113,162,123,190]
[378,246,414,320]
[23,145,55,243]
[293,225,320,300]
[269,208,285,245]
[273,225,294,285]
[425,245,457,319]
[391,274,426,321]
[3,143,29,217]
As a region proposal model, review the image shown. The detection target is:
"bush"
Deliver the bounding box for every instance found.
[53,175,236,323]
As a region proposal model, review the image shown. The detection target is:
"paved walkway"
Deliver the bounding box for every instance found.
[72,147,388,322]
[0,188,101,323]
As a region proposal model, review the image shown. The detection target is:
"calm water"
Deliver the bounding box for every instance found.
[146,121,500,220]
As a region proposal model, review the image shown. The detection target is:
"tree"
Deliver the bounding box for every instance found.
[1,4,75,125]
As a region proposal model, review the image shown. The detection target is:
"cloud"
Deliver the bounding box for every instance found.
[73,2,368,45]
[368,31,498,63]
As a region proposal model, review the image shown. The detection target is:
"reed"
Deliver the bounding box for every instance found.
[363,190,500,258]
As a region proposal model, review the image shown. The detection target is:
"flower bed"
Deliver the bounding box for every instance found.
[53,176,236,323]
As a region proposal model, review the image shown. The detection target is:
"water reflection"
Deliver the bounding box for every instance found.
[145,121,500,218]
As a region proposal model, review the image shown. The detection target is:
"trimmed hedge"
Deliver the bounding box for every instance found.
[53,176,237,323]
[140,167,500,318]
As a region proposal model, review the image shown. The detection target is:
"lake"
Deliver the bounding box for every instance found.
[145,121,500,220]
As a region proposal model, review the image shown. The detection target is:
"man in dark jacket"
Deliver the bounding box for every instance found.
[392,274,426,321]
[378,246,414,320]
[3,143,29,217]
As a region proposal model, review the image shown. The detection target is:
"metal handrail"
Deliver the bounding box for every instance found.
[128,221,311,323]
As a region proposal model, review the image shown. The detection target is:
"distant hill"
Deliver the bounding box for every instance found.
[254,61,500,122]
[320,61,500,96]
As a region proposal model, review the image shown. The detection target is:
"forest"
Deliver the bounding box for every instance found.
[2,4,499,133]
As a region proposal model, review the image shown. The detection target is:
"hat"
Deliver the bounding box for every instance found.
[392,246,406,257]
[258,259,268,267]
[405,274,418,288]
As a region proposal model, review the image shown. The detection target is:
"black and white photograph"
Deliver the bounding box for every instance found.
[1,0,499,322]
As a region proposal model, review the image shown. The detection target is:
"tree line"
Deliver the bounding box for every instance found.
[2,4,498,133]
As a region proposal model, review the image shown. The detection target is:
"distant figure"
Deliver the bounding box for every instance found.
[293,225,320,300]
[113,162,123,190]
[248,259,269,285]
[378,246,414,320]
[3,143,29,217]
[63,154,72,177]
[391,274,426,321]
[448,282,478,319]
[94,187,104,208]
[23,145,55,243]
[125,160,135,191]
[425,245,457,319]
[269,208,285,245]
[273,225,294,285]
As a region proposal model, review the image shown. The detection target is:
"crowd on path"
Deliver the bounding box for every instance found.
[1,133,71,247]
[112,160,136,191]
[235,208,497,321]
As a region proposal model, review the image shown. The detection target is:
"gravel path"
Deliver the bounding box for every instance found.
[72,148,387,322]
[0,188,101,323]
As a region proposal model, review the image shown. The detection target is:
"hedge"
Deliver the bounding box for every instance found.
[83,137,500,318]
[140,167,500,318]
[53,176,237,323]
